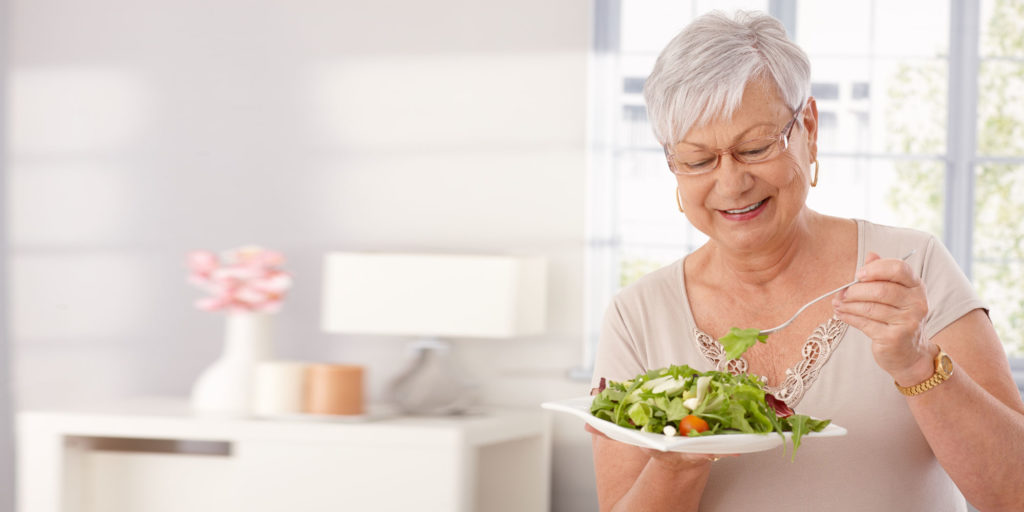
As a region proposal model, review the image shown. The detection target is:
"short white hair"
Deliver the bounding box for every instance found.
[643,10,811,145]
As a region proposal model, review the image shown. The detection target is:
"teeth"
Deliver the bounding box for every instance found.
[725,200,764,214]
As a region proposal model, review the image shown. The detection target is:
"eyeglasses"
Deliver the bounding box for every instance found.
[664,105,805,176]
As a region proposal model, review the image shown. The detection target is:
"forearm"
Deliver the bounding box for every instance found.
[906,369,1024,510]
[609,457,710,512]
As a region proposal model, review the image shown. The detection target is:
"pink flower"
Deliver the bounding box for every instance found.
[188,251,219,276]
[187,245,292,313]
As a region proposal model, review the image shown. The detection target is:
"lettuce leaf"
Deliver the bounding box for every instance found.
[718,327,768,360]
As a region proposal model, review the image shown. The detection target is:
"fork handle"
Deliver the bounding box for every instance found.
[758,249,917,336]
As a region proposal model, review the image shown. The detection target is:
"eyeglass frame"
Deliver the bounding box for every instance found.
[663,102,807,176]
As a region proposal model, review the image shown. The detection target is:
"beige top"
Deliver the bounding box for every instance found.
[591,220,983,511]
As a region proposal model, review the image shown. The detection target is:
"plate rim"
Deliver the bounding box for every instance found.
[542,395,846,453]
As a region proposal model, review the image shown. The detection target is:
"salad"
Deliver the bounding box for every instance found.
[591,364,830,455]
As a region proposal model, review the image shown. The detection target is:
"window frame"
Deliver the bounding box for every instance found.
[0,0,17,503]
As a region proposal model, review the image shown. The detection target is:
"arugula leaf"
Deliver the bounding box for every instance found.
[783,415,831,459]
[718,327,769,360]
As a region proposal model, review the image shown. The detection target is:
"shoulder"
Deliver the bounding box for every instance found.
[856,220,986,334]
[858,219,937,255]
[858,219,966,284]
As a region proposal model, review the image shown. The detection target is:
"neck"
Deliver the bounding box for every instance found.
[704,210,822,289]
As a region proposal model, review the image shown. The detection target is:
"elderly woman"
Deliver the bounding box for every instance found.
[589,10,1024,512]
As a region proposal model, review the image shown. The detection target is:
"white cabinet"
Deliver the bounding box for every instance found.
[16,399,551,512]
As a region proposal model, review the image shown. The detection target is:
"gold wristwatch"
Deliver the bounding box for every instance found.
[895,346,954,396]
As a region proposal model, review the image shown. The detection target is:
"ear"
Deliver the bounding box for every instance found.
[803,96,819,163]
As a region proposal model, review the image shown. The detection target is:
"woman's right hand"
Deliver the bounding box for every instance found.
[589,423,736,512]
[585,423,732,468]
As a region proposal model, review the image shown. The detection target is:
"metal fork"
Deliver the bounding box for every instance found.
[758,249,917,336]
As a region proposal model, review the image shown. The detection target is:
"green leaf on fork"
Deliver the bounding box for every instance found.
[719,327,769,360]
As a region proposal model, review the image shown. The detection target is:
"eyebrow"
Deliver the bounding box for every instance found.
[674,121,781,151]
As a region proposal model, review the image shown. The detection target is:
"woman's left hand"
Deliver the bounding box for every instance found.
[832,251,934,384]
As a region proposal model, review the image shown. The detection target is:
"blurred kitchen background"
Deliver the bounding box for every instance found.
[2,1,1023,511]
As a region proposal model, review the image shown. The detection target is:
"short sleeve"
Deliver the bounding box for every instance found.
[920,234,987,339]
[588,298,646,392]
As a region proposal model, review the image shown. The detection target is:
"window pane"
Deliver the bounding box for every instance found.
[980,0,1024,58]
[616,150,705,248]
[799,0,949,58]
[694,0,767,16]
[879,58,948,155]
[620,245,701,288]
[797,1,872,55]
[620,1,696,54]
[616,148,707,288]
[874,0,950,58]
[977,60,1024,158]
[620,1,769,55]
[811,57,948,155]
[807,157,944,238]
[973,164,1024,356]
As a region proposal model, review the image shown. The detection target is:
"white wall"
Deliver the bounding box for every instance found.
[5,0,597,510]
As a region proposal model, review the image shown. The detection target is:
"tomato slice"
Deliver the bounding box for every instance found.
[679,414,709,434]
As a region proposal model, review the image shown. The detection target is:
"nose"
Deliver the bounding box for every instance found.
[714,152,754,193]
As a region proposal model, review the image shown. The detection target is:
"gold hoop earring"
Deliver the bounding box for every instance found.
[811,160,819,188]
[676,187,685,213]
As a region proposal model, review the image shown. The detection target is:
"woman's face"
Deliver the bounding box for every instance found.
[670,80,818,254]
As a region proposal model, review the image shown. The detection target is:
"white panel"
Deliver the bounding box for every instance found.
[306,53,585,150]
[322,253,546,338]
[13,345,143,408]
[9,163,136,246]
[298,150,586,249]
[10,253,157,340]
[9,68,150,154]
[236,441,459,512]
[83,452,236,512]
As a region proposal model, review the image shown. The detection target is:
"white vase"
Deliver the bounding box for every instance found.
[190,312,273,416]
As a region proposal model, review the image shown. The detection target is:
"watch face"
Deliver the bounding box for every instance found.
[938,353,954,376]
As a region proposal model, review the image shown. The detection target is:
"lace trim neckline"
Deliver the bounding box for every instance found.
[693,317,849,408]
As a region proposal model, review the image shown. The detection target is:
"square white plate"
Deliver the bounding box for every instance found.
[542,396,846,453]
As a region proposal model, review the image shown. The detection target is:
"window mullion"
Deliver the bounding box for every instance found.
[944,0,981,277]
[579,0,623,377]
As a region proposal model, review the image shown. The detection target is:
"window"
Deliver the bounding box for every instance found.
[584,0,1024,375]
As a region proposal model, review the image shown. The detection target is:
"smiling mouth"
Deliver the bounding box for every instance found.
[723,199,766,215]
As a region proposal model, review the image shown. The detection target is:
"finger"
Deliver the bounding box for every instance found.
[833,298,905,323]
[837,281,914,307]
[836,280,927,320]
[856,257,918,287]
[831,301,929,337]
[835,306,924,345]
[701,453,742,463]
[833,309,897,338]
[834,289,926,327]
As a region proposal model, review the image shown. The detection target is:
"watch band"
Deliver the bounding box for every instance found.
[895,346,953,397]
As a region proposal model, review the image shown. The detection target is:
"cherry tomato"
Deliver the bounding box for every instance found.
[679,414,709,434]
